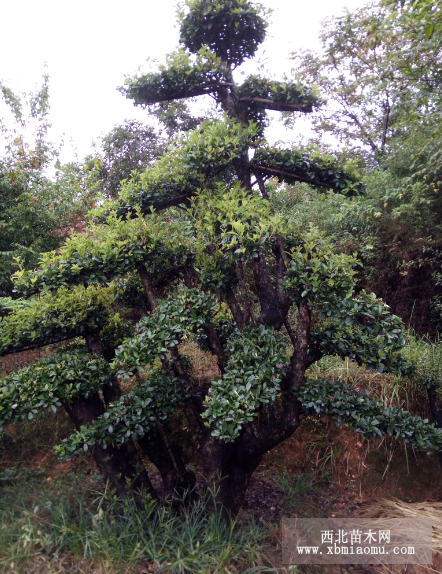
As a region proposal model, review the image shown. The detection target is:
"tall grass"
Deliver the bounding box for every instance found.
[0,473,270,574]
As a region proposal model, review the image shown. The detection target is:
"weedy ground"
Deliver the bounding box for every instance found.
[1,343,442,573]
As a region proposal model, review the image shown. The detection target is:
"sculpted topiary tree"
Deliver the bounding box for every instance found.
[2,0,442,515]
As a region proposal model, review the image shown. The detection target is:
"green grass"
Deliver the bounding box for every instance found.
[0,472,272,574]
[272,471,316,510]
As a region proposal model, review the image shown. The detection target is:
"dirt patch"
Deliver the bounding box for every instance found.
[266,416,442,506]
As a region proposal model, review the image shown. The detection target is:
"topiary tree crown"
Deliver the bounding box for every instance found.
[1,0,440,515]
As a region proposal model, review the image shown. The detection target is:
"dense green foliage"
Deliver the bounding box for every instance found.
[300,379,442,452]
[113,286,217,378]
[13,215,161,294]
[0,78,96,296]
[179,0,268,66]
[0,285,114,355]
[114,117,257,214]
[90,120,165,199]
[55,369,184,458]
[190,184,279,266]
[121,48,229,106]
[310,291,409,374]
[2,0,441,517]
[0,345,109,431]
[252,147,364,194]
[238,76,317,111]
[0,297,30,315]
[283,229,358,303]
[204,325,288,440]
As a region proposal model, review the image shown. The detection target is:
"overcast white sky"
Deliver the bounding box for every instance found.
[1,0,368,163]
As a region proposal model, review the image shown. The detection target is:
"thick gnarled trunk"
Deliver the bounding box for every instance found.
[131,223,309,516]
[64,392,156,499]
[198,387,303,516]
[138,431,196,500]
[200,437,262,516]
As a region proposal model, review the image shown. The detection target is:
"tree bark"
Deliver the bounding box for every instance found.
[136,263,158,310]
[84,332,122,405]
[251,164,332,190]
[224,284,245,329]
[235,260,255,326]
[200,323,227,373]
[213,449,262,517]
[252,252,286,328]
[134,264,200,498]
[138,431,196,501]
[290,305,311,388]
[198,380,303,517]
[64,392,157,500]
[239,97,313,113]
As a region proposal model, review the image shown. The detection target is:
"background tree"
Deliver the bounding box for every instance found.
[0,78,95,296]
[291,1,442,166]
[86,102,210,200]
[149,100,207,138]
[288,0,442,334]
[290,4,404,163]
[1,0,442,517]
[88,120,165,199]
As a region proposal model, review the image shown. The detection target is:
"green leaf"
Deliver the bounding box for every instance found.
[424,24,434,39]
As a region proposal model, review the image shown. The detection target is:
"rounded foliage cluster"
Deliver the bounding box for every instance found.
[252,147,365,195]
[0,284,114,356]
[116,118,257,214]
[191,184,279,262]
[113,285,218,379]
[121,48,228,106]
[12,214,161,294]
[283,227,358,304]
[179,0,268,67]
[204,324,288,440]
[239,75,317,110]
[0,344,110,430]
[310,290,410,375]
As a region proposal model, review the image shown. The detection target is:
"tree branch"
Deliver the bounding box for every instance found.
[290,304,311,388]
[224,284,245,329]
[137,83,236,105]
[239,97,313,113]
[251,252,285,329]
[235,260,255,326]
[251,164,332,189]
[136,263,158,310]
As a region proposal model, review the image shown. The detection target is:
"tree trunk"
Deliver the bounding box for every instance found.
[224,284,245,329]
[200,323,227,373]
[199,432,267,517]
[64,392,157,500]
[251,252,285,328]
[84,332,121,405]
[198,384,303,517]
[214,453,262,517]
[138,431,196,501]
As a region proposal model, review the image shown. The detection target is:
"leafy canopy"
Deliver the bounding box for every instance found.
[178,0,269,67]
